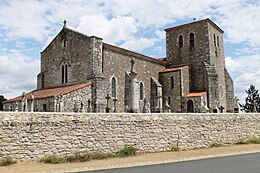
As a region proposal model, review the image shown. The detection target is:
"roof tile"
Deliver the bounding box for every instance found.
[4,82,92,103]
[159,65,188,73]
[185,92,207,97]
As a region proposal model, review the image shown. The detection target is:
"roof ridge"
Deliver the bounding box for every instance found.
[103,43,167,65]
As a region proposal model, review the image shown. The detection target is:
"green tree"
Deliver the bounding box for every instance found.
[239,85,260,113]
[0,95,7,111]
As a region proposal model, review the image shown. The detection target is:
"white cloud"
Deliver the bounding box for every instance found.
[215,1,260,46]
[0,51,39,99]
[155,30,165,40]
[76,15,137,43]
[225,57,242,73]
[225,55,260,104]
[121,38,156,52]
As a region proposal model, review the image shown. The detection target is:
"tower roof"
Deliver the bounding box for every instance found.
[165,18,224,33]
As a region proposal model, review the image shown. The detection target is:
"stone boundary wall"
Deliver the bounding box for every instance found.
[0,112,259,161]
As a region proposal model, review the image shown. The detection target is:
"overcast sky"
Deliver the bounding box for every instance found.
[0,0,260,104]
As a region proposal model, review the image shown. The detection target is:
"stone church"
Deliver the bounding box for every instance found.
[3,18,238,113]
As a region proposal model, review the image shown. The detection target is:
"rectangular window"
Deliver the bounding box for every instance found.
[64,65,68,83]
[43,104,47,112]
[62,65,64,83]
[41,73,45,88]
[217,36,220,47]
[63,40,67,48]
[170,76,174,89]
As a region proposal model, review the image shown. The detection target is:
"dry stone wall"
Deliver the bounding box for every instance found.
[0,112,259,161]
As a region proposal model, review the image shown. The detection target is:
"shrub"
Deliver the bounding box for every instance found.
[115,145,137,157]
[40,146,138,164]
[246,136,260,144]
[0,156,17,166]
[90,151,111,160]
[66,152,91,163]
[39,153,67,164]
[171,146,180,152]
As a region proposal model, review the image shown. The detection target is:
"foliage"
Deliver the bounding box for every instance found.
[39,146,137,164]
[235,140,248,145]
[246,136,260,144]
[115,145,137,157]
[0,156,17,166]
[239,85,260,113]
[171,146,180,152]
[39,153,67,164]
[235,136,260,145]
[0,95,7,111]
[210,143,222,147]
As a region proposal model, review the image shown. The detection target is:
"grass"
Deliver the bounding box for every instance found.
[246,136,260,144]
[39,145,137,164]
[115,145,137,157]
[210,143,222,147]
[0,156,17,166]
[171,146,180,152]
[236,136,260,145]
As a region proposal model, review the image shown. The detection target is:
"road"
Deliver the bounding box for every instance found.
[77,152,260,173]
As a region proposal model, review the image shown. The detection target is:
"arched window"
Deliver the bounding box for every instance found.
[187,100,194,113]
[111,77,116,98]
[178,35,183,48]
[189,33,194,46]
[213,34,216,46]
[140,82,144,100]
[61,62,68,84]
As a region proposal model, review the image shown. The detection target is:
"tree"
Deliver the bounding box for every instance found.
[0,95,7,111]
[239,85,260,113]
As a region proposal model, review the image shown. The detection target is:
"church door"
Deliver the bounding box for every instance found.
[187,100,194,113]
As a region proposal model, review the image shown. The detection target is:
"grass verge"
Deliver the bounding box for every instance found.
[39,145,137,164]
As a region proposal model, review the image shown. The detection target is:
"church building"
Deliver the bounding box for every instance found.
[3,18,238,113]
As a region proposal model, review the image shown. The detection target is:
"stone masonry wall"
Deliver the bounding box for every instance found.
[0,113,259,161]
[102,44,166,112]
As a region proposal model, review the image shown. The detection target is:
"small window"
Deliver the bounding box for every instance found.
[170,76,174,89]
[62,65,64,83]
[63,40,68,48]
[215,49,218,58]
[187,100,194,113]
[217,36,220,47]
[41,73,45,88]
[61,63,68,84]
[65,64,68,83]
[43,104,47,112]
[179,35,183,48]
[213,34,216,46]
[111,77,116,97]
[140,82,144,100]
[189,33,194,46]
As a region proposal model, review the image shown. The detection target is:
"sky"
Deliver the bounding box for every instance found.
[0,0,260,104]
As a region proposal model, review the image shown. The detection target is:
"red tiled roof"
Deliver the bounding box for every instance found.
[184,92,207,97]
[159,65,188,73]
[4,82,92,103]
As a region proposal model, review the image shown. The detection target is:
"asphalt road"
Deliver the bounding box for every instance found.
[77,152,260,173]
